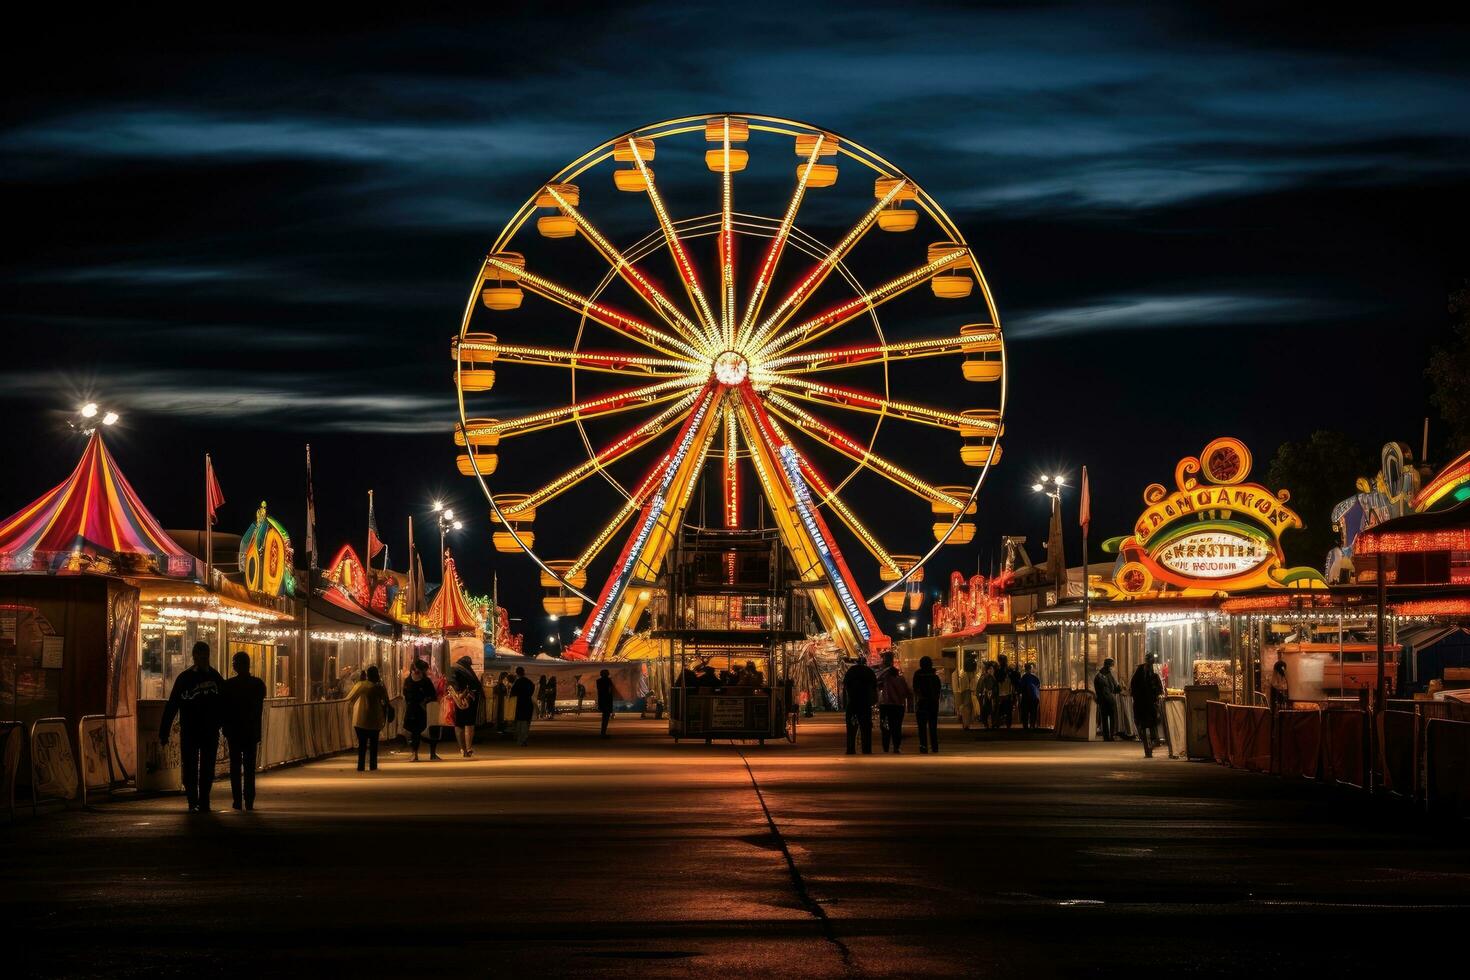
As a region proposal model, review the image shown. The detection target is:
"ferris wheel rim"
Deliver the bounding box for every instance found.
[453,112,1008,610]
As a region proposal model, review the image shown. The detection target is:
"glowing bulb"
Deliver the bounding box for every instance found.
[432,500,443,512]
[81,403,98,418]
[1054,475,1066,485]
[452,521,463,531]
[101,412,119,426]
[549,614,559,621]
[1031,483,1043,492]
[443,509,455,521]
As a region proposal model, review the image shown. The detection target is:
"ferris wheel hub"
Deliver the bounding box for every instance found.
[713,350,750,386]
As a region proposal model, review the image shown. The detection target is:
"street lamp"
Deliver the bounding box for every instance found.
[431,501,462,561]
[72,402,120,436]
[1033,474,1066,503]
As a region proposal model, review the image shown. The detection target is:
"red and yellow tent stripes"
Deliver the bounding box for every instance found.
[0,431,195,577]
[426,551,479,633]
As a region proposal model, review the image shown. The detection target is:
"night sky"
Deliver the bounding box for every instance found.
[4,5,1468,650]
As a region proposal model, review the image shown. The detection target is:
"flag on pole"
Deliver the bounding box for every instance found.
[366,490,384,560]
[205,454,226,526]
[305,443,318,568]
[1079,465,1091,534]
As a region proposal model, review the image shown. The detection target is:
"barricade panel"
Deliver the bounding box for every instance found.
[1206,700,1230,765]
[1322,708,1366,788]
[1380,711,1415,795]
[1274,709,1321,780]
[1425,718,1470,819]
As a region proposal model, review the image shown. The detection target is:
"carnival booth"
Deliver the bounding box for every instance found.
[0,432,198,787]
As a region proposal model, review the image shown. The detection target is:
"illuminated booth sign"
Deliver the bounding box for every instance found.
[240,501,295,597]
[1104,438,1326,595]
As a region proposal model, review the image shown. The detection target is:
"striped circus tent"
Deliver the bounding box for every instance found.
[426,551,479,633]
[0,431,195,577]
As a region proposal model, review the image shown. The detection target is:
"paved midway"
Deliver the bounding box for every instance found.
[6,715,1468,977]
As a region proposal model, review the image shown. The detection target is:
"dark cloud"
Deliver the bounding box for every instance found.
[2,2,1468,645]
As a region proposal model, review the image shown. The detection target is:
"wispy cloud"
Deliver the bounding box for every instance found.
[1008,290,1359,338]
[0,369,451,434]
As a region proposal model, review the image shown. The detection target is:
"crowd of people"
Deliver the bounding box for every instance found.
[159,643,623,812]
[955,655,1043,732]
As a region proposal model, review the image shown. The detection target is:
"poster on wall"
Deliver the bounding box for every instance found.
[30,718,79,802]
[136,701,181,792]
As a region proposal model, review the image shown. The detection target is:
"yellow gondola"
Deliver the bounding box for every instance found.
[457,368,496,392]
[795,133,838,157]
[452,332,498,365]
[535,183,580,208]
[705,118,750,142]
[456,452,498,476]
[537,215,577,239]
[454,419,500,447]
[877,208,917,232]
[705,148,749,173]
[802,163,838,187]
[614,168,651,192]
[613,137,655,162]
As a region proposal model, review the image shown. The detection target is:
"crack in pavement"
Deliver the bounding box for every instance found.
[735,746,858,976]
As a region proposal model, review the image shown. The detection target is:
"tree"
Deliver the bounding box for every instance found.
[1427,282,1470,457]
[1267,431,1373,570]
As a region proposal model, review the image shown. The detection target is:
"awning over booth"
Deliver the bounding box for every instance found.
[0,431,196,578]
[312,582,397,636]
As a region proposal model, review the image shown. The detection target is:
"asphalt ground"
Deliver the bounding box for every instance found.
[5,714,1467,978]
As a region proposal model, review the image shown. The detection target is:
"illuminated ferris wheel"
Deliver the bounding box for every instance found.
[452,114,1006,660]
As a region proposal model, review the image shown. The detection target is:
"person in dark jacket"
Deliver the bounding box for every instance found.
[160,641,225,813]
[1093,658,1121,741]
[222,651,266,811]
[843,655,879,755]
[877,651,914,753]
[911,656,943,754]
[1130,653,1165,757]
[449,656,481,758]
[510,666,537,746]
[546,675,559,718]
[1018,663,1042,730]
[595,668,616,738]
[993,654,1018,729]
[402,660,441,762]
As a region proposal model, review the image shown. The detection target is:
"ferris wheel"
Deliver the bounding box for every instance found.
[452,114,1006,660]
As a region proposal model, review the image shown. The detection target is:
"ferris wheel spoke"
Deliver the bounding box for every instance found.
[540,187,711,350]
[480,377,705,440]
[461,338,702,377]
[743,179,910,354]
[717,118,738,351]
[763,393,967,511]
[755,247,969,360]
[625,139,722,349]
[767,376,982,432]
[733,135,830,349]
[497,393,700,520]
[761,330,999,374]
[732,387,885,651]
[487,255,706,361]
[763,413,901,576]
[571,384,724,657]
